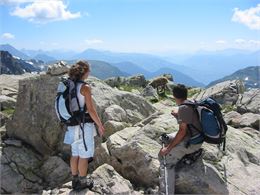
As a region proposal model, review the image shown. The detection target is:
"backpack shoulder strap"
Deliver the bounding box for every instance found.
[179,101,197,108]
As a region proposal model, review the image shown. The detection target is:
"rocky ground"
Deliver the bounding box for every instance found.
[0,64,259,194]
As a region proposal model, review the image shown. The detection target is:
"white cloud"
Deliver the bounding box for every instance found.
[235,39,246,44]
[216,40,227,44]
[0,0,35,5]
[234,38,260,48]
[232,4,260,30]
[85,39,104,45]
[248,39,260,45]
[1,33,15,39]
[10,0,81,23]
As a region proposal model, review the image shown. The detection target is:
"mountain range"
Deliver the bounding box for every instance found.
[208,66,260,89]
[1,44,258,87]
[0,51,41,74]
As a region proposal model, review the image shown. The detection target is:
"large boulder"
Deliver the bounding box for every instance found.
[0,73,36,90]
[127,74,147,88]
[87,77,156,125]
[194,80,244,105]
[40,156,71,188]
[103,105,128,122]
[106,127,161,187]
[1,145,43,193]
[236,89,260,114]
[6,72,155,156]
[93,100,260,194]
[91,164,138,194]
[6,74,62,156]
[224,111,260,130]
[46,61,69,76]
[1,164,42,194]
[103,120,129,138]
[141,85,159,102]
[57,164,140,195]
[104,76,125,88]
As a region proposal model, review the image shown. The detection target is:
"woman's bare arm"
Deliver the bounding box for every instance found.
[81,85,104,136]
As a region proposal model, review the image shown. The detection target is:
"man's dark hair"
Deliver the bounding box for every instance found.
[172,84,188,99]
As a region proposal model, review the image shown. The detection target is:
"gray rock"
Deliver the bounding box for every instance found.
[1,164,42,193]
[104,76,126,88]
[0,73,36,90]
[0,112,9,127]
[1,146,43,193]
[224,111,260,130]
[2,146,43,182]
[6,74,62,156]
[106,130,160,187]
[103,105,128,122]
[141,85,159,101]
[46,61,69,76]
[0,95,16,110]
[0,125,6,139]
[236,88,260,114]
[127,74,147,88]
[104,120,129,138]
[176,160,228,194]
[40,156,71,188]
[224,111,241,125]
[0,86,18,98]
[94,100,260,194]
[58,164,141,195]
[88,77,156,125]
[6,73,155,156]
[4,139,22,147]
[239,113,260,130]
[91,164,136,194]
[195,80,244,105]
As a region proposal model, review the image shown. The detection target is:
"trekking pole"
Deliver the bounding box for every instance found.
[162,143,169,195]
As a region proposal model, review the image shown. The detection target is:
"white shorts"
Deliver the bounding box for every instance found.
[64,123,97,158]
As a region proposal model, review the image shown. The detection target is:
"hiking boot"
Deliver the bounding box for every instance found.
[74,176,94,191]
[72,175,79,190]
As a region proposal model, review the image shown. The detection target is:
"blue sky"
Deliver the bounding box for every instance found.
[0,0,259,53]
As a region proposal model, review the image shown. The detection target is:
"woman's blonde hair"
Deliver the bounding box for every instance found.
[68,60,90,81]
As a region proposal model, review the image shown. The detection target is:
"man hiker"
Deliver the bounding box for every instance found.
[158,84,203,195]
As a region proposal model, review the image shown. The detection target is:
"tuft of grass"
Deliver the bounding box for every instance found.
[119,85,142,92]
[188,88,202,98]
[222,105,236,113]
[2,108,15,116]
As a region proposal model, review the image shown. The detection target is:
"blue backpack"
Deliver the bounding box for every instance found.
[182,98,228,151]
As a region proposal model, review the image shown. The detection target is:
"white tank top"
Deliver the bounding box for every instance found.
[76,83,85,111]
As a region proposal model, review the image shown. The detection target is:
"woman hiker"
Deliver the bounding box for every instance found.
[64,60,105,191]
